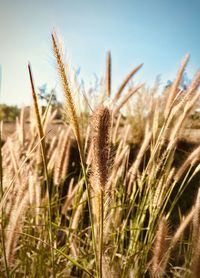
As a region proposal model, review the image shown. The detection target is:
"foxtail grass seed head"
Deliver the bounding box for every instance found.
[171,207,195,248]
[91,105,111,191]
[164,54,190,118]
[151,216,168,277]
[52,32,84,166]
[113,63,143,102]
[6,193,29,265]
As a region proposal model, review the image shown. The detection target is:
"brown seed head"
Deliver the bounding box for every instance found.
[91,105,111,190]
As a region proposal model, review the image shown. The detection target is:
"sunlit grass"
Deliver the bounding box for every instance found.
[1,33,200,277]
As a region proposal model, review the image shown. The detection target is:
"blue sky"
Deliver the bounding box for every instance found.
[0,0,200,105]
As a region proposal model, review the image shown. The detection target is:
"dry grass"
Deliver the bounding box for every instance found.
[1,32,200,277]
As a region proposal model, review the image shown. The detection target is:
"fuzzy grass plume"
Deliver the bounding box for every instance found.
[90,105,111,277]
[2,33,200,277]
[52,32,85,166]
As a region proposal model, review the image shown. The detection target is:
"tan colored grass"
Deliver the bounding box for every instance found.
[16,107,25,145]
[113,84,143,115]
[127,131,152,194]
[112,113,122,144]
[2,43,200,277]
[90,105,111,277]
[113,63,143,102]
[28,64,45,141]
[90,105,111,232]
[192,188,200,244]
[52,32,85,166]
[54,128,71,185]
[191,188,200,277]
[90,105,111,194]
[174,145,200,182]
[164,54,190,118]
[105,51,111,97]
[151,216,168,277]
[5,192,29,265]
[171,207,195,248]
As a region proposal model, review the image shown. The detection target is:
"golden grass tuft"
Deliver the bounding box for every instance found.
[2,35,200,277]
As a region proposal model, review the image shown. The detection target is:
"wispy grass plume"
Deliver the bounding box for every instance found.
[51,32,85,166]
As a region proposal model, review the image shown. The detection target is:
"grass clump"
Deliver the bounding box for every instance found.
[1,32,200,277]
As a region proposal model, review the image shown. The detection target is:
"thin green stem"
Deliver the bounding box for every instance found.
[16,232,93,277]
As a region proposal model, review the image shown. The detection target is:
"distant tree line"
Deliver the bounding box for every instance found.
[0,104,20,121]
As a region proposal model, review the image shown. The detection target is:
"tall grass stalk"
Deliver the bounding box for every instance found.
[164,54,190,118]
[28,63,55,275]
[2,38,200,276]
[151,216,168,277]
[90,105,111,278]
[113,63,143,102]
[51,32,98,275]
[105,51,111,97]
[51,32,84,166]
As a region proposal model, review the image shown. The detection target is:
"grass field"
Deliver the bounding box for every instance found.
[1,33,200,277]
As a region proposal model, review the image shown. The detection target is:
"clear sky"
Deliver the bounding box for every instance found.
[0,0,200,105]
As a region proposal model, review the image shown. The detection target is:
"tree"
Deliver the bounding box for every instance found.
[0,104,20,121]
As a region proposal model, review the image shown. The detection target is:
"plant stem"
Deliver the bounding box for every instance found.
[28,64,55,277]
[0,122,9,277]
